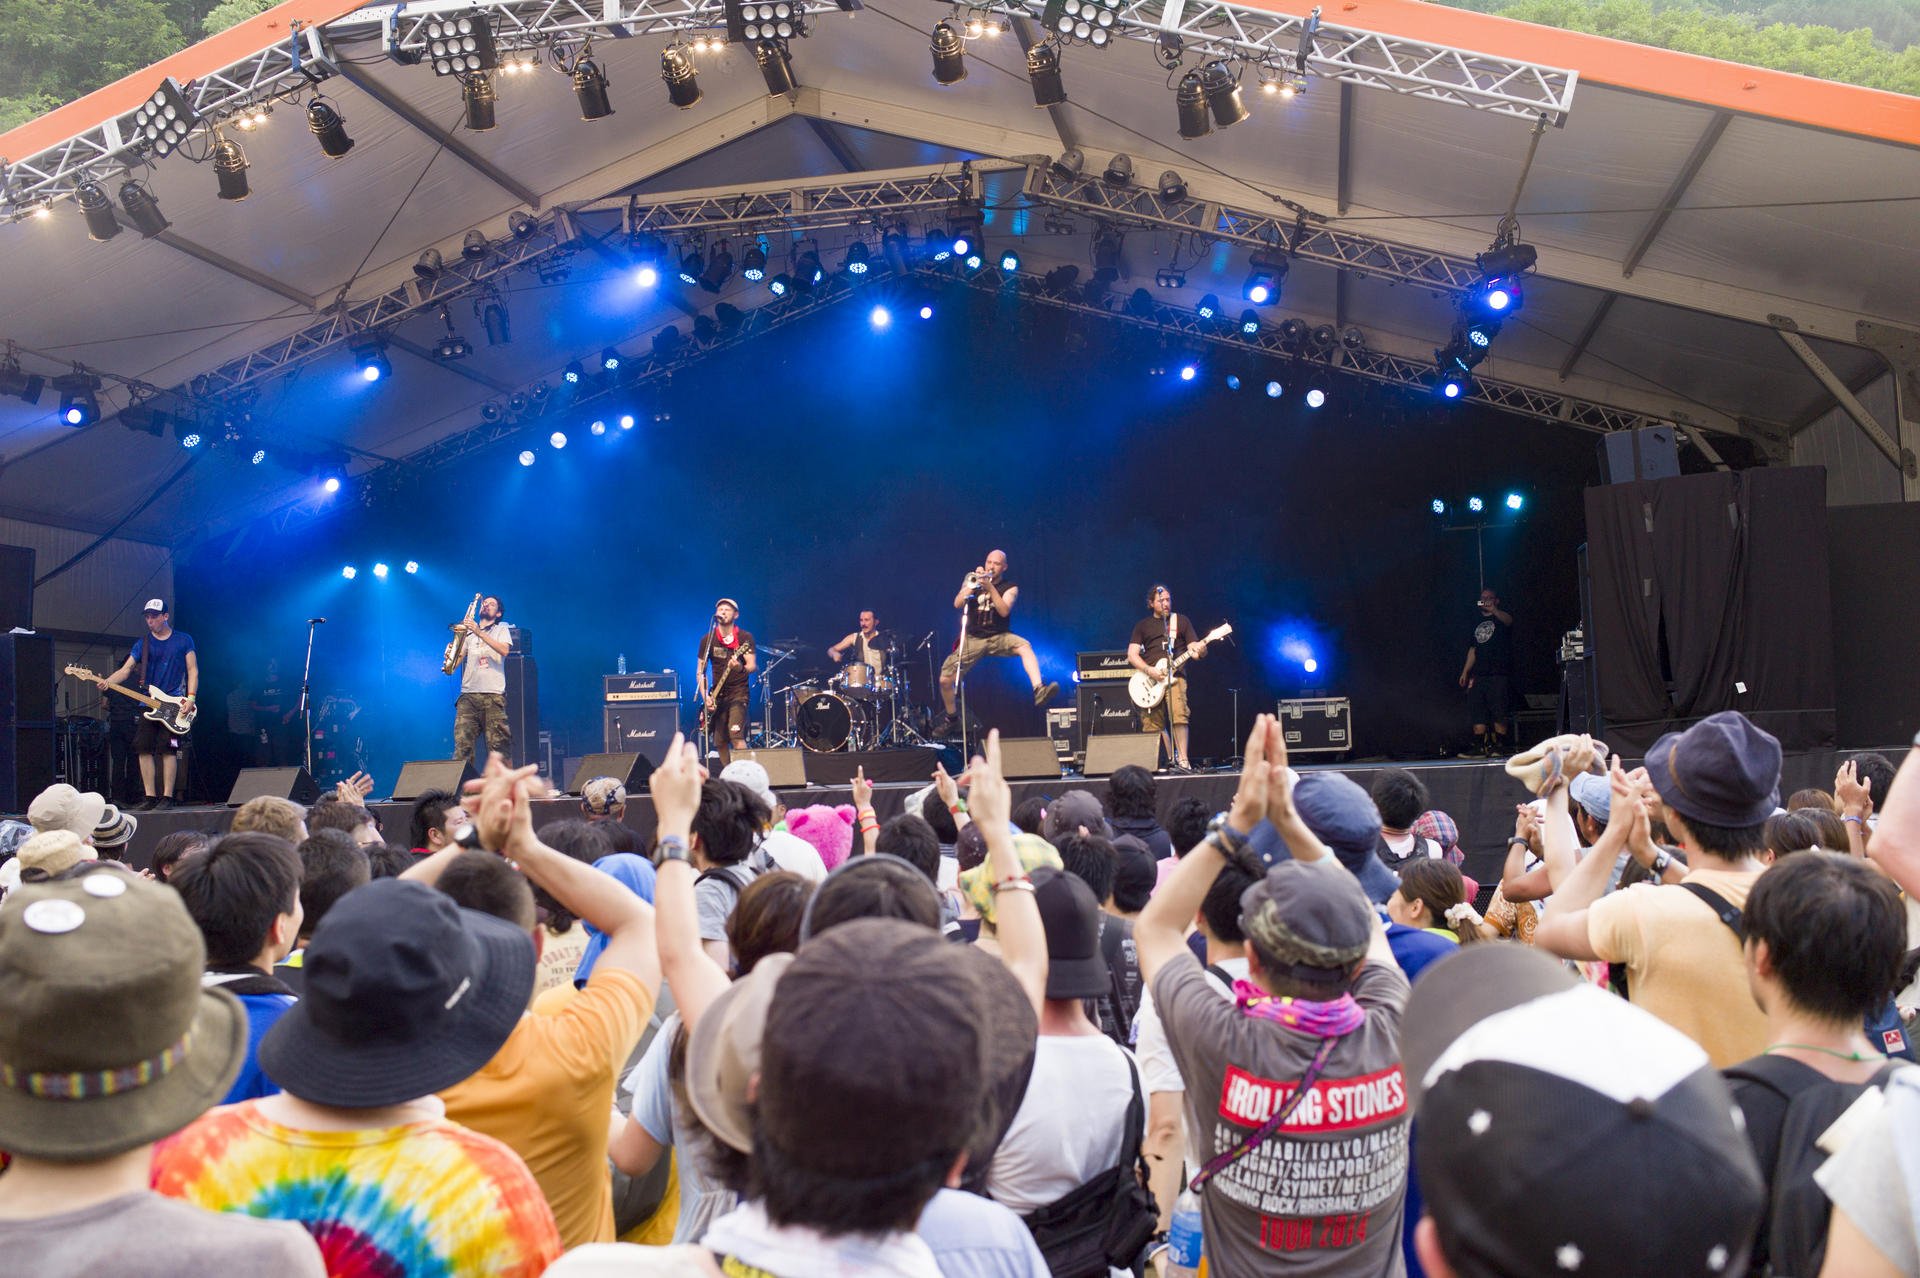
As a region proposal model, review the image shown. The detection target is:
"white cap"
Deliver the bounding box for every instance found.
[142,598,166,613]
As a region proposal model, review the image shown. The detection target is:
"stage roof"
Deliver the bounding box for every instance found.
[2,0,1916,542]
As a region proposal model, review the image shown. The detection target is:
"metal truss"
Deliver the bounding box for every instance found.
[624,166,988,236]
[6,0,1574,214]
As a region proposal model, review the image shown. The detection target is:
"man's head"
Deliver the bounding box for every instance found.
[1166,795,1212,857]
[307,794,379,847]
[1567,772,1611,844]
[727,870,813,976]
[1043,789,1110,843]
[1239,859,1374,1000]
[1745,852,1904,1025]
[804,855,943,939]
[858,609,876,633]
[1148,585,1171,617]
[1107,764,1159,822]
[1851,752,1898,814]
[1054,831,1116,905]
[1477,588,1499,613]
[983,549,1007,579]
[295,830,370,943]
[142,599,171,634]
[1404,945,1763,1278]
[1370,769,1429,833]
[14,830,96,882]
[170,832,304,969]
[149,830,208,883]
[753,919,988,1234]
[28,783,106,841]
[0,870,249,1161]
[1032,867,1111,1005]
[692,778,768,868]
[874,814,941,885]
[230,794,307,844]
[1111,838,1157,915]
[714,598,739,626]
[1198,853,1261,946]
[435,848,538,936]
[1644,711,1780,862]
[1292,771,1384,876]
[478,595,502,623]
[580,776,627,820]
[1011,794,1050,835]
[718,759,781,825]
[408,788,466,852]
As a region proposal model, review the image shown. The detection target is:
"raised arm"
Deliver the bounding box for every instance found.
[648,734,732,1029]
[1866,744,1920,895]
[972,731,1047,1014]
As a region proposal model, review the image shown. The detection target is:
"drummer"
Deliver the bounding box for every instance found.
[827,610,891,676]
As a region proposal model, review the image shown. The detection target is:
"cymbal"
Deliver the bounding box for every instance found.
[767,637,817,649]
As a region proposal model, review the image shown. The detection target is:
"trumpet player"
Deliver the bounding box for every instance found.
[935,548,1058,736]
[451,594,513,769]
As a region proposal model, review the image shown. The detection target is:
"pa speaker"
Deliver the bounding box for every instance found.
[227,766,321,807]
[997,736,1062,780]
[735,747,807,789]
[604,704,681,767]
[390,758,479,802]
[568,751,654,796]
[1598,426,1680,485]
[1084,733,1162,777]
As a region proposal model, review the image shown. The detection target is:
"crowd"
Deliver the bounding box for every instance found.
[3,710,1920,1278]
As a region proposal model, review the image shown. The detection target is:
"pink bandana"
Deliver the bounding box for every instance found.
[1233,979,1365,1036]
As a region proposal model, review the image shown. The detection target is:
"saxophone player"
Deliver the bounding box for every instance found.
[451,594,513,769]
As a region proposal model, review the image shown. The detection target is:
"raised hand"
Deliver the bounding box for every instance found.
[1226,714,1273,836]
[851,765,873,811]
[650,733,704,833]
[1837,760,1874,817]
[969,730,1012,831]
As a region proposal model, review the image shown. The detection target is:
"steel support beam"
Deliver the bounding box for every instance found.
[803,116,865,174]
[1335,82,1355,215]
[1622,111,1730,279]
[332,60,542,210]
[153,228,317,310]
[1777,328,1906,468]
[1853,320,1920,501]
[1558,293,1615,382]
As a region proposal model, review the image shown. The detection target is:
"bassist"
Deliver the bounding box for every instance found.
[697,598,755,766]
[1127,585,1203,771]
[96,598,198,810]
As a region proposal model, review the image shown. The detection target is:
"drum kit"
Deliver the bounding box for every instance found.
[763,631,926,753]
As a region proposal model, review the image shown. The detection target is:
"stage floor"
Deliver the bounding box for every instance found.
[102,747,1852,882]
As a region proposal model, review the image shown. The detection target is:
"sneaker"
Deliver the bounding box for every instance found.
[154,796,178,810]
[1033,681,1060,707]
[129,796,158,812]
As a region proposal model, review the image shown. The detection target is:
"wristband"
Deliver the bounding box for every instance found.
[1651,850,1675,876]
[990,878,1036,896]
[1508,836,1530,848]
[857,805,876,816]
[1844,815,1867,825]
[1206,812,1249,852]
[948,800,968,815]
[657,834,690,864]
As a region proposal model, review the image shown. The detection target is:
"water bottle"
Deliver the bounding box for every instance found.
[616,652,627,675]
[1166,1187,1204,1277]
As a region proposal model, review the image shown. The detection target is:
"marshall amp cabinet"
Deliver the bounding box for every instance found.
[604,672,681,767]
[604,672,680,704]
[1073,650,1139,753]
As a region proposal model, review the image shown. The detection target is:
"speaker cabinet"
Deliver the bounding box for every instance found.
[0,545,33,631]
[390,758,479,802]
[603,704,681,768]
[227,766,321,807]
[1084,733,1162,777]
[504,652,539,770]
[567,752,654,796]
[735,747,807,788]
[1598,426,1680,485]
[0,634,55,811]
[997,736,1062,780]
[1075,683,1139,752]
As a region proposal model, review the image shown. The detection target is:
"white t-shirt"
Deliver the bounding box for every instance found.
[756,829,827,882]
[1133,955,1248,1097]
[987,1034,1137,1216]
[1383,831,1440,862]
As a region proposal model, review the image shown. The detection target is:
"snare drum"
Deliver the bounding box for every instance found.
[796,690,855,753]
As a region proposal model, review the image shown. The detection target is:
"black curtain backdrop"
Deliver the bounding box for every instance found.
[175,293,1602,795]
[1584,467,1834,754]
[1827,501,1920,748]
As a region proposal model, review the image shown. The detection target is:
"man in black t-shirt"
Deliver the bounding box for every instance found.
[1458,586,1515,758]
[1127,585,1204,770]
[935,549,1059,735]
[97,598,198,810]
[697,597,756,765]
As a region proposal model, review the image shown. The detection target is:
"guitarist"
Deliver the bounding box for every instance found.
[696,598,756,765]
[97,598,198,810]
[1128,586,1204,771]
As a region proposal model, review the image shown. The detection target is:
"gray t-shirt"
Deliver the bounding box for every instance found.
[460,621,511,695]
[1815,1078,1920,1274]
[0,1190,324,1277]
[1153,951,1411,1276]
[694,862,761,943]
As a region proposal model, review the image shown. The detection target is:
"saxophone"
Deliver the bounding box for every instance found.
[443,593,481,675]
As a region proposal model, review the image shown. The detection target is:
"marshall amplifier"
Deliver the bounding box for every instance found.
[1075,682,1140,751]
[1278,697,1352,756]
[604,672,680,703]
[603,703,680,767]
[1074,650,1132,682]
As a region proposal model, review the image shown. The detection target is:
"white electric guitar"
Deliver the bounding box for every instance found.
[1129,623,1232,709]
[64,664,198,734]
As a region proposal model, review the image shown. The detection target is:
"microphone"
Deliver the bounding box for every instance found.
[309,617,327,624]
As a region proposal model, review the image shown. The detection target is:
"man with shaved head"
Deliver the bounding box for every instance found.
[936,549,1058,735]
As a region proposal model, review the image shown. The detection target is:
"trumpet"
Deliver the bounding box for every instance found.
[443,592,480,675]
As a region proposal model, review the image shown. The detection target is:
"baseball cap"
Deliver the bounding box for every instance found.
[143,598,166,614]
[1568,772,1612,825]
[28,783,107,840]
[1042,790,1111,842]
[1031,867,1110,1001]
[1404,945,1763,1278]
[1644,710,1781,829]
[16,829,97,879]
[714,597,739,614]
[719,759,778,812]
[580,777,627,815]
[0,872,248,1160]
[1238,858,1374,982]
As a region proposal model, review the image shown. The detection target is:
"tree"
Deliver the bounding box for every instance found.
[201,0,277,36]
[0,0,185,134]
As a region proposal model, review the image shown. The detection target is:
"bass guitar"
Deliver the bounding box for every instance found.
[700,638,751,735]
[1128,623,1233,710]
[65,664,199,734]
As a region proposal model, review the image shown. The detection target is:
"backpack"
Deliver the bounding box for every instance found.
[1021,1055,1158,1278]
[1722,1054,1905,1277]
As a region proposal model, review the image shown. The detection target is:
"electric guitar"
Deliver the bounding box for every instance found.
[700,637,751,734]
[65,664,199,734]
[1128,623,1233,710]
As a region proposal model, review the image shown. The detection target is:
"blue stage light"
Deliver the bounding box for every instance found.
[619,414,635,430]
[919,304,934,320]
[1486,286,1513,312]
[869,305,892,329]
[1305,387,1326,408]
[1239,309,1260,335]
[518,450,535,466]
[405,561,419,574]
[1431,498,1447,515]
[963,251,984,271]
[323,476,342,493]
[1226,375,1242,390]
[768,274,791,297]
[1196,294,1218,320]
[635,265,659,288]
[563,361,582,385]
[999,250,1020,272]
[1442,379,1464,399]
[1468,495,1485,513]
[1265,381,1282,398]
[372,562,389,578]
[249,448,266,465]
[341,565,357,579]
[952,233,972,257]
[590,419,606,436]
[1179,364,1197,381]
[601,348,620,371]
[1505,492,1525,511]
[181,431,202,449]
[1303,657,1318,674]
[1247,281,1271,304]
[549,430,567,449]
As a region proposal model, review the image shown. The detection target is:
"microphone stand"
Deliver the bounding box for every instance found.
[299,618,322,776]
[956,581,974,766]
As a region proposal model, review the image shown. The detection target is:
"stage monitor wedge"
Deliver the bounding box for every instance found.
[227,766,321,807]
[1084,734,1162,777]
[567,751,654,796]
[996,736,1063,780]
[734,747,807,789]
[390,758,479,802]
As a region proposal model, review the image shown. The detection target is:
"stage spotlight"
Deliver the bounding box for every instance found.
[1127,288,1154,317]
[590,419,606,436]
[118,180,169,238]
[1243,253,1286,304]
[249,447,266,465]
[741,245,767,281]
[963,248,984,271]
[1339,325,1366,352]
[1505,492,1525,511]
[843,241,870,275]
[619,414,635,430]
[1431,498,1447,515]
[518,449,535,466]
[414,248,443,281]
[757,41,795,96]
[796,249,825,286]
[662,46,702,109]
[352,341,391,383]
[1266,380,1282,397]
[635,265,659,288]
[1050,148,1084,179]
[1102,153,1133,187]
[1303,657,1319,674]
[676,248,704,286]
[653,325,684,356]
[999,249,1021,272]
[1202,61,1248,127]
[530,381,552,406]
[323,476,343,493]
[75,181,120,241]
[507,209,536,240]
[372,562,389,578]
[869,304,892,329]
[132,77,199,157]
[699,243,733,291]
[1226,374,1242,390]
[1179,363,1197,382]
[307,99,354,156]
[212,135,250,200]
[1027,44,1065,106]
[1475,241,1537,311]
[1467,495,1485,513]
[1157,171,1188,203]
[693,313,718,345]
[462,229,490,261]
[768,273,792,297]
[597,348,619,372]
[1196,294,1219,320]
[574,59,614,120]
[53,373,101,426]
[1175,71,1210,140]
[549,430,568,449]
[0,358,44,405]
[1304,373,1328,408]
[1091,224,1122,282]
[931,21,967,83]
[1277,318,1309,353]
[1155,266,1185,290]
[1239,309,1260,335]
[464,73,498,131]
[405,561,419,574]
[342,565,357,580]
[1310,323,1337,354]
[919,303,934,320]
[562,360,584,386]
[714,302,745,334]
[426,13,498,75]
[181,430,203,449]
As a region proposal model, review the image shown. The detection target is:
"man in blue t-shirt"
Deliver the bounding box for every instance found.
[98,598,198,809]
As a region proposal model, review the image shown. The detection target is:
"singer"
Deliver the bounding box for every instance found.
[1127,585,1204,770]
[451,595,513,770]
[1457,586,1515,758]
[935,548,1058,735]
[697,598,755,765]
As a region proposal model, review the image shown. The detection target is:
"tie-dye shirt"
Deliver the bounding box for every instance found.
[151,1100,562,1278]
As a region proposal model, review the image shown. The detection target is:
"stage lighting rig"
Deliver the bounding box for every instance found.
[1276,318,1308,355]
[462,229,490,261]
[432,307,472,361]
[882,225,912,275]
[1176,72,1210,140]
[1239,309,1261,335]
[352,340,391,383]
[1202,62,1248,128]
[307,99,354,157]
[562,360,585,386]
[662,46,702,109]
[1154,267,1185,290]
[1243,252,1287,305]
[463,73,498,131]
[728,0,806,46]
[132,78,199,158]
[574,58,614,120]
[1050,149,1084,180]
[842,241,871,276]
[757,42,796,97]
[0,354,44,405]
[211,134,250,201]
[53,372,102,426]
[795,248,825,289]
[698,242,733,291]
[1042,0,1118,46]
[1091,224,1122,283]
[1304,370,1329,408]
[1157,171,1188,202]
[931,22,967,84]
[678,247,704,286]
[767,273,793,297]
[738,244,768,283]
[425,13,498,76]
[479,292,511,346]
[1027,45,1066,107]
[600,347,621,372]
[1196,294,1220,320]
[507,210,536,240]
[1102,153,1134,187]
[1471,240,1536,318]
[118,180,168,238]
[1309,324,1336,355]
[75,181,120,242]
[414,248,443,281]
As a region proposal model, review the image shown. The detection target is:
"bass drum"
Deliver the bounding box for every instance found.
[796,690,854,753]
